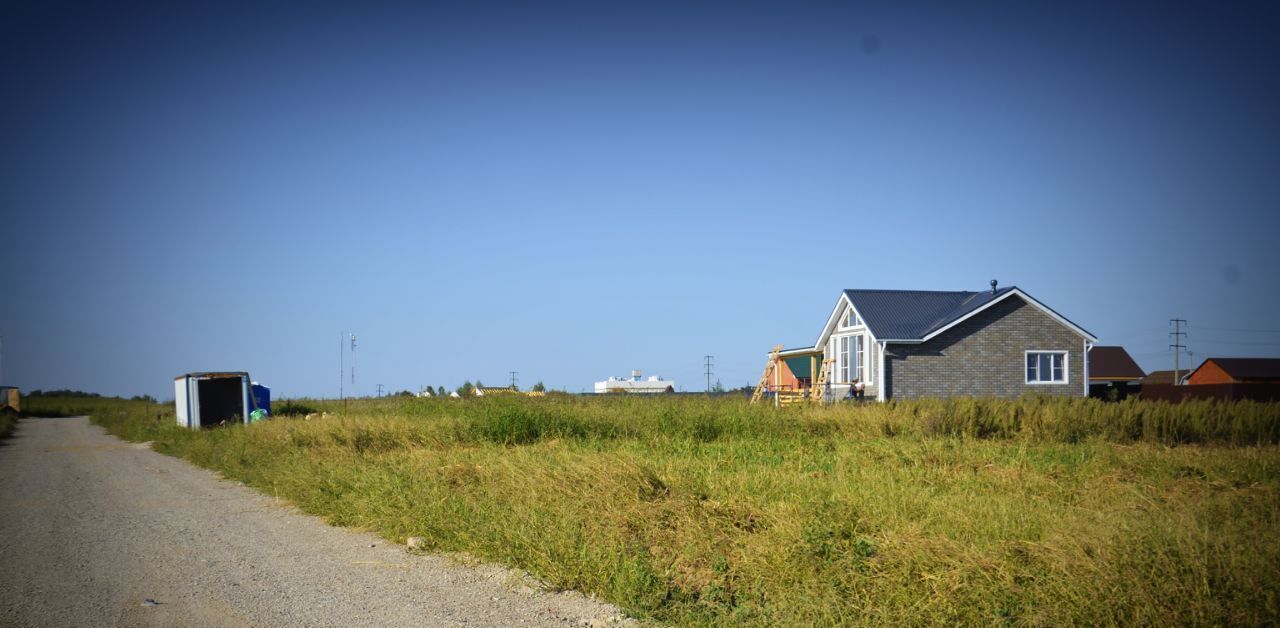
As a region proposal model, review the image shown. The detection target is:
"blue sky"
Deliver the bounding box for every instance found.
[2,1,1278,398]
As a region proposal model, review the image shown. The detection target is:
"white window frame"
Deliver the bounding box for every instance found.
[838,336,850,382]
[839,305,862,330]
[833,333,872,384]
[1025,350,1068,384]
[854,335,865,381]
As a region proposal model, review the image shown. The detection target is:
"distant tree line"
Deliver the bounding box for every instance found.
[26,389,102,398]
[24,390,158,403]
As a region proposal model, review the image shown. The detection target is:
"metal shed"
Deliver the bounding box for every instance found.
[174,372,252,429]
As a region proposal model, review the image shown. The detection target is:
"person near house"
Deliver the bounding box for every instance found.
[846,378,865,401]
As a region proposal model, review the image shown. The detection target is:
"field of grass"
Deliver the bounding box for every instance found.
[75,394,1280,625]
[0,409,15,439]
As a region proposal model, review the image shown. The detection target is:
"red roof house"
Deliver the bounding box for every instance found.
[1185,358,1280,385]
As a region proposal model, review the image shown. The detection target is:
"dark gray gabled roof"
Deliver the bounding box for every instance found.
[843,287,1020,340]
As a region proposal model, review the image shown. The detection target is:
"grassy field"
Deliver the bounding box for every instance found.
[53,394,1280,625]
[0,409,15,439]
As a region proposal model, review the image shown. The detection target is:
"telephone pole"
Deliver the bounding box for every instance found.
[510,371,519,389]
[376,383,384,397]
[351,334,357,391]
[339,332,344,401]
[704,355,714,393]
[1169,318,1188,385]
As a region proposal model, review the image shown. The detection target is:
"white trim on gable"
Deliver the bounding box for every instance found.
[926,289,1096,343]
[877,289,1097,344]
[815,293,875,350]
[808,288,1094,366]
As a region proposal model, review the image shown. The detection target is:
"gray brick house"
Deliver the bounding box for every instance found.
[775,283,1097,400]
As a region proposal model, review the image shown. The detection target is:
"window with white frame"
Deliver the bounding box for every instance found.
[838,336,850,382]
[835,334,868,383]
[842,308,861,328]
[854,335,865,381]
[1025,351,1067,384]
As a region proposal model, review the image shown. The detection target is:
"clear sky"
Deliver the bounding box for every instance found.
[3,1,1278,399]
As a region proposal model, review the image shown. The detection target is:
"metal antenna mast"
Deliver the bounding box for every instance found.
[1169,318,1188,385]
[704,355,714,392]
[510,371,519,389]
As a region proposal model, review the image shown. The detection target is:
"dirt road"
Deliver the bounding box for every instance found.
[0,417,627,627]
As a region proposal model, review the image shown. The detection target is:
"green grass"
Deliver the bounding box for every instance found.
[83,395,1280,625]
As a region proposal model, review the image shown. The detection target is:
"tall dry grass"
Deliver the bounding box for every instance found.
[88,395,1280,625]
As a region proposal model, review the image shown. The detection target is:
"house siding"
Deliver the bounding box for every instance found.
[1187,361,1233,385]
[885,296,1084,399]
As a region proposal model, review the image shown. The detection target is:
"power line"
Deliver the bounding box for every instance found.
[1191,339,1280,347]
[1192,325,1280,334]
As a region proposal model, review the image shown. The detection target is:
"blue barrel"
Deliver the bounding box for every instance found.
[251,383,271,415]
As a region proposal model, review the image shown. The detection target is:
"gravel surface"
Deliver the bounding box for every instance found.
[0,417,632,627]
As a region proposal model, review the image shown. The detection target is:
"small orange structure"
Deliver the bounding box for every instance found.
[752,345,829,405]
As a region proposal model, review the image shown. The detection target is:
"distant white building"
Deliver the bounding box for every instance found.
[594,370,675,394]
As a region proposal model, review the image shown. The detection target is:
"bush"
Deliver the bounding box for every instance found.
[274,400,320,416]
[0,407,17,439]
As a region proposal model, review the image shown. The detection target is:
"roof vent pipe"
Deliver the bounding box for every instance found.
[990,279,998,294]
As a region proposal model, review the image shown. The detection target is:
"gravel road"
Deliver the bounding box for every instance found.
[0,417,630,627]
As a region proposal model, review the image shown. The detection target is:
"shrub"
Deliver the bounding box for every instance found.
[274,400,319,416]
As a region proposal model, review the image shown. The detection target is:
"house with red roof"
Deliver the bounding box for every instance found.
[1185,358,1280,385]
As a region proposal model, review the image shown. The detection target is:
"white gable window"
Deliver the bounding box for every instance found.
[842,308,862,328]
[1026,351,1067,384]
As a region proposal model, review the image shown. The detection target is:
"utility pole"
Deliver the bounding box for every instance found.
[376,383,384,397]
[510,371,519,389]
[1169,318,1188,385]
[339,332,344,402]
[704,355,714,393]
[351,334,357,391]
